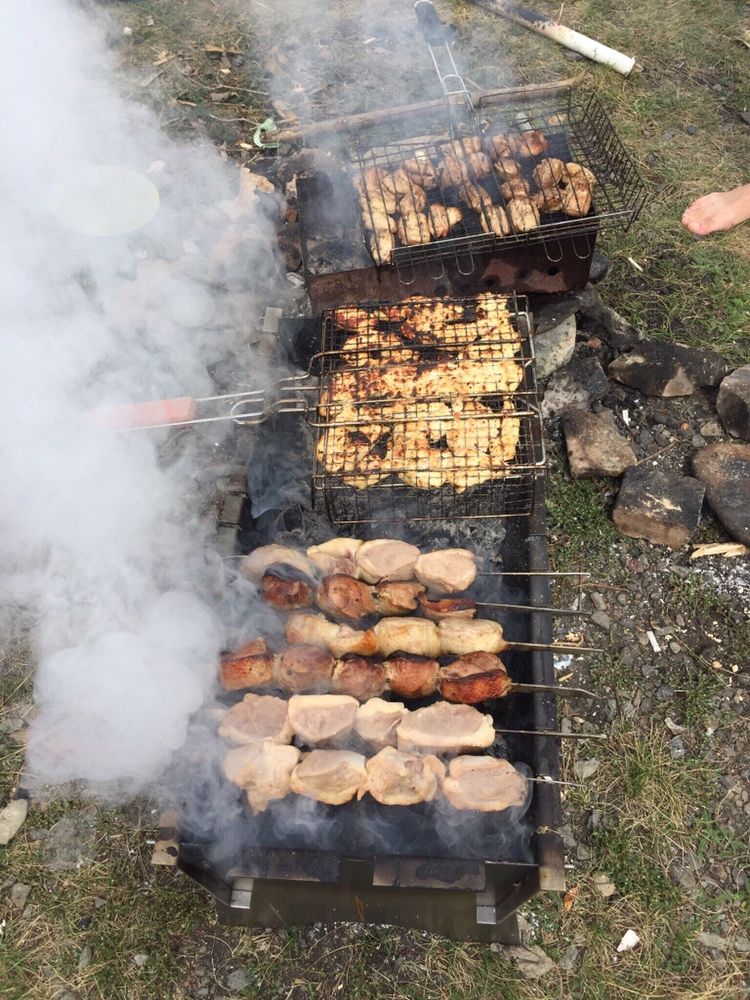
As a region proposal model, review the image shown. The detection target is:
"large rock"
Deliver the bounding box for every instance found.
[0,798,28,846]
[609,341,728,397]
[613,466,705,547]
[534,315,577,380]
[541,355,608,419]
[41,809,97,871]
[693,443,750,545]
[563,409,637,477]
[531,293,581,336]
[717,366,750,438]
[577,285,642,350]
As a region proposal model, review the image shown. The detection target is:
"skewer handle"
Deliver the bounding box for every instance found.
[92,397,198,430]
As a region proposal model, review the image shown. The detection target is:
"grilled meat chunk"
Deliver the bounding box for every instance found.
[290,749,368,805]
[354,698,408,751]
[438,618,505,655]
[365,747,445,805]
[287,694,358,747]
[402,150,439,190]
[385,656,439,699]
[396,702,495,755]
[373,580,425,615]
[414,548,477,593]
[374,618,441,658]
[223,741,301,813]
[427,204,463,239]
[332,657,389,700]
[397,184,428,215]
[507,197,541,233]
[219,639,276,692]
[533,157,565,191]
[438,652,511,703]
[418,595,477,621]
[286,612,378,658]
[261,573,313,611]
[509,130,550,159]
[355,539,420,584]
[316,574,377,621]
[396,211,431,246]
[218,693,293,746]
[273,644,335,693]
[241,544,315,585]
[307,537,363,574]
[443,756,528,812]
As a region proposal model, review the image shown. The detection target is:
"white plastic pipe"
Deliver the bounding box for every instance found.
[493,2,636,76]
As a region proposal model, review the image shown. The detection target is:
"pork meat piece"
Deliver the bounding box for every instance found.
[218,693,293,745]
[427,204,463,239]
[372,581,425,616]
[442,756,528,812]
[222,741,300,806]
[218,639,275,692]
[374,618,441,658]
[287,694,358,746]
[364,747,445,805]
[438,652,511,703]
[285,612,378,657]
[354,539,420,583]
[316,575,377,621]
[507,197,540,233]
[418,596,477,621]
[273,644,335,693]
[307,538,363,577]
[414,548,477,593]
[241,544,316,585]
[438,618,505,655]
[396,702,495,755]
[353,698,408,751]
[261,573,313,611]
[385,657,439,699]
[332,657,389,700]
[290,750,367,805]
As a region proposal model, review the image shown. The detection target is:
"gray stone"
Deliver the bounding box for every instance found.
[77,945,92,971]
[93,897,107,909]
[41,810,97,871]
[563,409,637,478]
[9,882,31,910]
[0,799,27,846]
[534,315,577,380]
[574,758,600,781]
[700,419,723,439]
[591,610,612,631]
[612,466,705,548]
[693,443,750,545]
[669,735,686,758]
[717,366,750,438]
[590,591,606,611]
[592,874,616,897]
[542,356,608,419]
[577,285,643,349]
[227,968,251,992]
[669,863,698,893]
[532,294,582,336]
[589,250,611,284]
[609,341,728,397]
[133,953,149,968]
[559,943,580,972]
[695,932,730,952]
[504,944,556,979]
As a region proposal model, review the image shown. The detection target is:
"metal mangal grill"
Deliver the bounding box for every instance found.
[311,293,545,524]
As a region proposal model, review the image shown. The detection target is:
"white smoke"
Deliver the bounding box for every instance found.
[0,0,276,789]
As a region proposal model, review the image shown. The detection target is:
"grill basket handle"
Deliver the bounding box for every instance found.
[414,1,448,46]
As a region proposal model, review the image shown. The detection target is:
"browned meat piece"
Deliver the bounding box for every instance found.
[438,618,505,655]
[332,308,372,333]
[373,581,425,615]
[509,130,550,159]
[493,155,521,179]
[427,204,463,239]
[367,228,396,265]
[559,163,597,217]
[448,137,483,155]
[273,644,335,693]
[486,133,512,160]
[241,544,315,585]
[418,596,476,621]
[414,548,477,593]
[442,756,528,812]
[382,168,413,197]
[358,199,397,235]
[365,747,445,805]
[397,184,428,215]
[287,694,358,746]
[218,693,293,745]
[395,702,495,754]
[354,698,408,750]
[218,639,276,692]
[355,539,420,583]
[290,749,367,805]
[396,212,431,246]
[536,183,563,213]
[402,151,439,190]
[223,742,301,813]
[436,151,470,188]
[507,197,541,233]
[353,167,398,213]
[316,575,377,621]
[533,158,565,190]
[374,618,441,658]
[500,176,534,201]
[332,657,389,700]
[286,612,378,658]
[385,657,439,699]
[307,538,363,577]
[438,652,511,703]
[260,573,313,611]
[478,200,511,237]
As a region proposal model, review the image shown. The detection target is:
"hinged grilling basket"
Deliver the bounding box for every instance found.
[311,292,545,524]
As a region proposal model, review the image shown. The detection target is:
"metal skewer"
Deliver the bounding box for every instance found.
[476,601,589,618]
[504,641,602,654]
[496,728,607,740]
[480,570,590,578]
[508,682,599,699]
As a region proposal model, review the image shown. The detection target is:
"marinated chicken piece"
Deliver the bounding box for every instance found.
[396,212,431,246]
[448,137,483,155]
[273,644,336,693]
[332,308,372,333]
[397,184,428,215]
[307,538,363,578]
[414,548,477,593]
[427,204,463,239]
[382,168,413,197]
[260,573,313,611]
[438,651,511,703]
[354,698,408,751]
[374,618,441,658]
[418,595,477,621]
[353,167,398,214]
[290,749,368,805]
[509,130,550,159]
[443,756,528,812]
[364,747,445,805]
[479,200,511,237]
[286,612,378,658]
[493,155,522,179]
[367,228,396,265]
[535,183,563,213]
[402,151,439,190]
[224,742,301,813]
[533,157,565,190]
[373,580,425,615]
[287,694,358,746]
[500,176,534,201]
[332,657,389,700]
[436,151,470,188]
[396,702,495,755]
[316,574,377,621]
[486,133,512,160]
[218,693,293,745]
[559,162,596,217]
[385,657,440,699]
[358,199,397,234]
[219,639,276,692]
[315,401,390,489]
[355,539,420,584]
[438,618,505,655]
[507,197,541,232]
[241,545,315,585]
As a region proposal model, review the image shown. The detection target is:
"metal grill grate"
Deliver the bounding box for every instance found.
[312,293,545,524]
[349,91,647,272]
